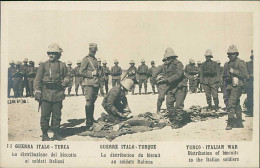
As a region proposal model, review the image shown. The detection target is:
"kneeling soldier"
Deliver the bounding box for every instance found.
[34,43,69,141]
[102,79,134,120]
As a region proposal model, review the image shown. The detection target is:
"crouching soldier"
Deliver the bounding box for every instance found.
[223,45,248,130]
[34,43,69,141]
[102,79,134,121]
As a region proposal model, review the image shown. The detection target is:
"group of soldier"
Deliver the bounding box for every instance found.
[7,42,254,141]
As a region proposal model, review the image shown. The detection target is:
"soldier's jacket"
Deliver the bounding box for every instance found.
[79,55,100,87]
[27,66,37,79]
[246,60,253,80]
[102,85,128,117]
[137,64,149,80]
[126,66,137,80]
[148,66,157,77]
[8,66,15,80]
[217,65,223,83]
[67,67,75,80]
[223,58,248,88]
[111,66,122,80]
[74,66,84,83]
[34,60,69,102]
[101,66,110,80]
[200,60,219,85]
[197,66,202,78]
[184,64,198,80]
[12,66,23,79]
[163,59,187,92]
[21,64,29,79]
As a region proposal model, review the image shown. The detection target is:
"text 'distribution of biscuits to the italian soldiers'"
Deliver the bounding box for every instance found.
[1,1,259,168]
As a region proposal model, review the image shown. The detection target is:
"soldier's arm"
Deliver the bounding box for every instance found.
[33,64,44,92]
[166,62,184,84]
[79,58,93,78]
[119,67,122,75]
[233,61,248,79]
[152,65,163,79]
[106,91,124,117]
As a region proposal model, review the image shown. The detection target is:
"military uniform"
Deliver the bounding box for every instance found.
[27,63,37,97]
[137,63,149,94]
[111,65,122,87]
[74,65,84,95]
[8,63,15,97]
[246,53,253,116]
[12,64,23,98]
[217,63,224,93]
[200,58,220,110]
[100,65,110,94]
[67,66,75,96]
[184,63,198,93]
[21,61,30,97]
[79,43,100,128]
[197,63,203,92]
[126,65,137,94]
[149,65,157,94]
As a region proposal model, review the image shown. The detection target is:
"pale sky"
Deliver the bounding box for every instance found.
[7,11,253,69]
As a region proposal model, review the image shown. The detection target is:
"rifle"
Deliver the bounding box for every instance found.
[121,67,131,81]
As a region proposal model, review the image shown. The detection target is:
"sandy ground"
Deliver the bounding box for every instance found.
[8,85,252,141]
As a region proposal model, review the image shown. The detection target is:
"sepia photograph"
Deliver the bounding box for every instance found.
[1,1,259,167]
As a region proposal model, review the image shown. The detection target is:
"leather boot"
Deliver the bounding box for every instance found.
[225,119,233,130]
[145,87,148,95]
[157,101,162,113]
[139,88,141,95]
[90,104,97,123]
[214,104,220,111]
[52,128,65,141]
[42,130,53,141]
[206,104,213,111]
[85,106,93,130]
[234,115,244,128]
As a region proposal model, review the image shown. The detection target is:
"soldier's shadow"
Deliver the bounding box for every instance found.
[59,119,86,138]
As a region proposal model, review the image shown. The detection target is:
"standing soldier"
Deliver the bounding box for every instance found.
[157,48,188,128]
[101,60,110,94]
[8,60,15,98]
[21,58,30,97]
[123,60,137,95]
[216,60,224,93]
[74,60,84,96]
[223,45,248,130]
[148,61,157,95]
[197,61,203,93]
[12,61,23,98]
[200,49,220,111]
[66,61,75,96]
[137,59,149,95]
[97,58,105,96]
[79,43,100,129]
[111,59,122,87]
[34,43,69,141]
[245,50,254,117]
[185,59,198,93]
[27,60,37,97]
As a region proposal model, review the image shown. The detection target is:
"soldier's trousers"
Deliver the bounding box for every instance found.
[13,78,23,98]
[103,79,109,94]
[150,80,156,93]
[246,85,253,115]
[23,78,30,96]
[203,83,219,106]
[75,80,84,94]
[223,87,231,108]
[139,79,147,91]
[166,86,188,123]
[99,80,105,95]
[227,87,243,120]
[189,78,197,93]
[41,100,62,133]
[112,79,120,87]
[27,78,34,96]
[68,80,73,92]
[102,101,126,118]
[84,86,99,122]
[157,84,167,111]
[8,79,13,97]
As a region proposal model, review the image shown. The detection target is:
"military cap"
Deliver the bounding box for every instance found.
[77,60,81,64]
[67,61,72,65]
[197,61,201,65]
[97,58,101,62]
[164,47,178,58]
[114,59,118,63]
[151,61,155,64]
[189,59,195,64]
[38,61,42,65]
[102,60,107,64]
[89,43,98,52]
[204,49,213,57]
[227,45,239,54]
[14,61,20,65]
[23,58,28,62]
[9,60,14,64]
[47,43,62,53]
[130,60,135,64]
[29,60,34,64]
[141,59,145,63]
[216,60,221,64]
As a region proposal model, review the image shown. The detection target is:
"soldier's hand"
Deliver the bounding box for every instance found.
[92,70,98,76]
[229,68,234,74]
[62,78,70,87]
[35,92,42,101]
[157,79,168,84]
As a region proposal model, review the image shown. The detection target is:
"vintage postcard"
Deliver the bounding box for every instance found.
[1,1,259,167]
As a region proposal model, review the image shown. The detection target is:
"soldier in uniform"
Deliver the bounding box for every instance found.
[245,50,254,117]
[123,60,137,95]
[152,56,168,113]
[67,61,75,96]
[74,60,84,96]
[216,60,224,93]
[97,58,105,96]
[157,48,188,128]
[223,45,248,130]
[200,49,220,111]
[111,59,122,87]
[148,61,157,95]
[101,60,110,94]
[79,43,100,129]
[196,61,203,93]
[12,61,24,98]
[34,43,69,141]
[8,60,15,98]
[21,58,30,97]
[27,60,37,97]
[137,59,149,95]
[185,59,198,93]
[102,79,134,121]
